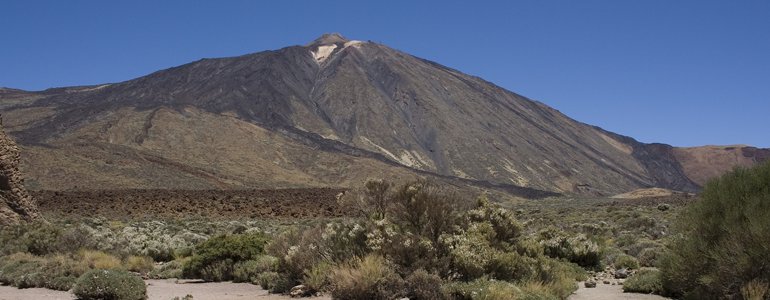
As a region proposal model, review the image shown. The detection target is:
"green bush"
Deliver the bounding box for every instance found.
[637,247,664,267]
[660,161,770,299]
[614,254,639,270]
[623,268,663,294]
[0,253,45,287]
[539,228,601,268]
[0,253,84,290]
[182,231,269,281]
[148,260,184,279]
[405,269,448,300]
[72,267,147,300]
[256,271,294,294]
[233,256,278,283]
[0,222,61,256]
[443,278,561,300]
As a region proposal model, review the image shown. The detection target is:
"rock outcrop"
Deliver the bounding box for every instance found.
[0,114,43,225]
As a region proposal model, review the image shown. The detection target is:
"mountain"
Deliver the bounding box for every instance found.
[1,34,766,196]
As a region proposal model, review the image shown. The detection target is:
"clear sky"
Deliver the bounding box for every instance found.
[2,1,768,148]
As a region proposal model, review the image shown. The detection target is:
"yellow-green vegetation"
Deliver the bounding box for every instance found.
[613,254,639,270]
[623,268,663,294]
[259,180,583,299]
[3,177,728,299]
[0,217,266,290]
[181,231,270,281]
[660,161,770,299]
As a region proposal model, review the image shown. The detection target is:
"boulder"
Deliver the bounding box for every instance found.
[290,284,310,298]
[584,281,597,288]
[615,268,628,279]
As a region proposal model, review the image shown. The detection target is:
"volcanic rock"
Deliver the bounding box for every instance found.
[0,114,43,225]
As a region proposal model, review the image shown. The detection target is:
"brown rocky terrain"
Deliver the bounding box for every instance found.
[0,114,43,225]
[1,34,765,196]
[32,188,348,219]
[669,145,769,185]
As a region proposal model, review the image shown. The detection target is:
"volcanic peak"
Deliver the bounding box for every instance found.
[304,33,350,47]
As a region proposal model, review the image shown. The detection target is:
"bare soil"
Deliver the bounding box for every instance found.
[0,279,332,300]
[568,281,671,300]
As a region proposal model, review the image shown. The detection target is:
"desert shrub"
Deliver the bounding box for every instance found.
[614,254,639,270]
[319,221,368,263]
[444,278,561,300]
[442,277,493,300]
[612,233,638,248]
[467,196,523,250]
[338,178,392,219]
[124,255,154,274]
[174,247,194,259]
[232,255,277,283]
[538,228,601,268]
[623,268,663,294]
[660,161,770,299]
[387,182,470,244]
[0,222,61,256]
[48,275,78,291]
[78,250,122,270]
[0,252,84,290]
[266,226,324,285]
[0,253,45,287]
[148,260,184,279]
[405,269,448,300]
[198,259,232,282]
[72,267,147,300]
[257,271,294,293]
[182,231,269,281]
[637,247,664,267]
[329,254,406,300]
[441,222,497,280]
[600,246,623,268]
[56,224,102,254]
[171,295,194,300]
[741,278,769,300]
[300,261,332,293]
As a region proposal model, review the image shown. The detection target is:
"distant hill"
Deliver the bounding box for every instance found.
[1,34,766,197]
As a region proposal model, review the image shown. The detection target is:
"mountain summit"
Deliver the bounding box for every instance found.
[1,35,766,195]
[304,33,350,47]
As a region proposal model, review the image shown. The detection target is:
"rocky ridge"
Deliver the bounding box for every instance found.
[0,114,43,225]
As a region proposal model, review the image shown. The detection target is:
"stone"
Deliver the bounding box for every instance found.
[584,281,597,288]
[615,268,628,279]
[290,284,310,298]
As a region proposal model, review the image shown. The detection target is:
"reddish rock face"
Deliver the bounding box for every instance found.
[0,114,43,225]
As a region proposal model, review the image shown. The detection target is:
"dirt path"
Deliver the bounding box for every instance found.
[0,279,332,300]
[0,279,673,300]
[568,281,671,300]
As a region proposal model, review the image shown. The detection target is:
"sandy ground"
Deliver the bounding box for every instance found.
[0,279,673,300]
[0,279,332,300]
[568,281,671,300]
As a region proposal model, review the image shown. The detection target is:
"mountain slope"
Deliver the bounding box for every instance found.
[2,34,764,195]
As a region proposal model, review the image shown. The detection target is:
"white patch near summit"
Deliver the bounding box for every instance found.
[312,44,337,63]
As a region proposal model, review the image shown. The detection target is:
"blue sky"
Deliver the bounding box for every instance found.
[2,1,768,148]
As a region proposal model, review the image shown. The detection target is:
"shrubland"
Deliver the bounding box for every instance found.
[7,165,765,300]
